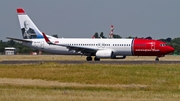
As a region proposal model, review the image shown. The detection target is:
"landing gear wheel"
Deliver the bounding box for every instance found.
[94,57,100,61]
[155,57,159,61]
[86,56,92,61]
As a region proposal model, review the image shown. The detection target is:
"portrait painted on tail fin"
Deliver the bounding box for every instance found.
[21,20,37,39]
[17,8,44,39]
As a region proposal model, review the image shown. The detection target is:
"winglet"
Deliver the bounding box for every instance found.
[17,8,26,14]
[42,32,53,44]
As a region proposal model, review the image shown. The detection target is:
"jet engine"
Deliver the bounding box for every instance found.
[95,49,126,59]
[95,49,114,58]
[111,55,126,59]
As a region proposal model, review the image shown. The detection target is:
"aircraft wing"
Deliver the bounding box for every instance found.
[63,44,97,53]
[42,32,97,54]
[6,37,32,42]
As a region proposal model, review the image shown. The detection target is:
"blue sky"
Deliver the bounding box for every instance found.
[1,0,180,41]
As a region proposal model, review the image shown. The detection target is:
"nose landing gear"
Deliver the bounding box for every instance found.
[155,57,159,61]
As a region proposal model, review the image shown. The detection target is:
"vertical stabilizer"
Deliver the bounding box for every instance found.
[17,8,44,39]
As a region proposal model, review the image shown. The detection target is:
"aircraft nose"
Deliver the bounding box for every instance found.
[167,46,174,53]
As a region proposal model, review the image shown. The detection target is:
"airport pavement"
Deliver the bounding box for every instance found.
[1,60,180,64]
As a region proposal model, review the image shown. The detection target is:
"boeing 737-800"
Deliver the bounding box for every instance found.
[7,8,174,61]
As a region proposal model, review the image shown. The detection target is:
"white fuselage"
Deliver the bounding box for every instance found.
[23,38,133,55]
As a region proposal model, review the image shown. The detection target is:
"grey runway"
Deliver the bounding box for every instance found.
[1,60,180,64]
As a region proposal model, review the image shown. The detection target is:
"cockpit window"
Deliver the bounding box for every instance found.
[160,44,167,47]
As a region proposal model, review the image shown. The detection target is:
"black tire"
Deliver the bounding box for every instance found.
[155,58,159,61]
[94,57,100,61]
[86,56,92,61]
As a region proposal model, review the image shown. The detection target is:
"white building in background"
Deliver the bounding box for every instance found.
[5,47,16,55]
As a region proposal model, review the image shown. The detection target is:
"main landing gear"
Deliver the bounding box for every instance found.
[86,56,100,61]
[94,57,100,61]
[86,56,92,61]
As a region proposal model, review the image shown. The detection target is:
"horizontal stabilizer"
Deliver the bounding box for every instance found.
[6,37,32,42]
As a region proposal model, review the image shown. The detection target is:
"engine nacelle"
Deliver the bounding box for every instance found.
[95,49,126,59]
[96,49,113,58]
[112,55,126,59]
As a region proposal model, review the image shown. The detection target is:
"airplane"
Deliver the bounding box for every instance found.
[7,8,174,61]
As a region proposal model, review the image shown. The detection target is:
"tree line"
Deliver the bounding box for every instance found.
[0,40,35,55]
[0,34,180,55]
[93,32,121,38]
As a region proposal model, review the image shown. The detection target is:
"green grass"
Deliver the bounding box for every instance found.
[0,63,179,85]
[0,63,180,101]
